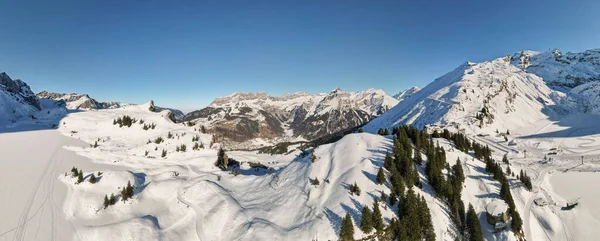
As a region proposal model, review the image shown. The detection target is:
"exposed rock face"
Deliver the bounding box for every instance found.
[182,88,398,148]
[0,72,40,110]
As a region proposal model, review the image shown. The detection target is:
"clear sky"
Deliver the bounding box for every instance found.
[1,1,599,112]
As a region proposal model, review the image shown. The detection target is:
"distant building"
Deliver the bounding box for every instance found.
[485,200,510,231]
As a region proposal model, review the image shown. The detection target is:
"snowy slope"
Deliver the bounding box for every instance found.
[0,72,41,126]
[182,88,398,149]
[364,58,558,135]
[52,103,433,240]
[513,49,600,88]
[393,86,420,102]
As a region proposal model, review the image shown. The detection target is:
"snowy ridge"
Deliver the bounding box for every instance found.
[392,86,420,102]
[364,58,558,135]
[513,49,600,88]
[37,91,124,110]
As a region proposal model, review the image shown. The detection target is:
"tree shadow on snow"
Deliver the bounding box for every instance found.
[362,170,378,185]
[341,203,361,226]
[323,207,342,235]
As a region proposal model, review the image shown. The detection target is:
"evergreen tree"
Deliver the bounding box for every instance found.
[502,154,509,164]
[162,149,167,158]
[511,211,523,233]
[377,128,384,135]
[89,173,97,184]
[466,204,483,241]
[383,129,390,135]
[380,191,388,203]
[109,193,116,205]
[372,201,383,232]
[360,205,373,234]
[376,167,385,185]
[313,177,320,185]
[103,195,109,208]
[340,212,355,241]
[419,196,436,241]
[401,189,421,241]
[357,128,364,133]
[383,152,393,170]
[391,171,406,196]
[77,170,84,184]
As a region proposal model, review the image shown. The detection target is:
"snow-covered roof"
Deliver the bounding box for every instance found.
[486,200,508,216]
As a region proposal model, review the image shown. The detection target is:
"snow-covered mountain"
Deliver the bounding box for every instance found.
[364,57,559,135]
[513,48,600,88]
[182,88,398,148]
[37,91,123,110]
[393,86,420,101]
[0,72,41,126]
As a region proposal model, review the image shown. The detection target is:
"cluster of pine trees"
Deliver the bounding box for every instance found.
[192,142,204,150]
[191,135,200,142]
[387,189,435,241]
[176,144,186,152]
[113,115,136,128]
[215,148,229,170]
[377,128,390,135]
[71,167,84,184]
[103,193,117,209]
[142,122,156,130]
[437,129,523,235]
[349,182,361,196]
[424,140,467,235]
[339,201,384,240]
[519,170,532,191]
[121,181,134,201]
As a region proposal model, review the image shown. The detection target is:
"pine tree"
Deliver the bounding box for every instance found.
[313,177,320,185]
[89,173,97,184]
[360,205,373,233]
[126,181,134,198]
[419,196,436,241]
[71,167,78,177]
[376,167,385,185]
[103,195,109,208]
[340,212,355,241]
[358,128,364,133]
[383,152,393,170]
[377,128,384,135]
[109,193,116,205]
[383,129,390,135]
[77,170,84,184]
[511,211,523,233]
[162,149,167,158]
[502,154,509,164]
[466,204,483,241]
[372,201,383,232]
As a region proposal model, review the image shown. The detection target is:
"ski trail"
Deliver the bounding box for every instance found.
[10,147,61,241]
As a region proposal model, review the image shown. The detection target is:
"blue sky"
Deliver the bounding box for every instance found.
[1,1,599,112]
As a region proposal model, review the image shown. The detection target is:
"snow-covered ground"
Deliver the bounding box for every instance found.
[0,130,116,241]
